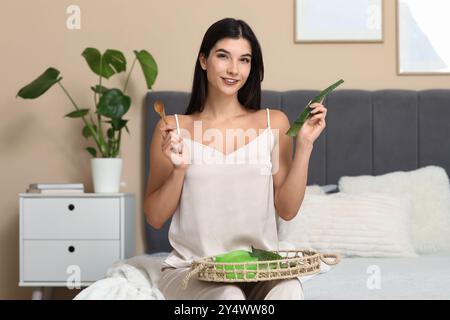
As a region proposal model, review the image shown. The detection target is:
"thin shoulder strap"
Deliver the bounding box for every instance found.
[174,114,181,135]
[265,108,271,129]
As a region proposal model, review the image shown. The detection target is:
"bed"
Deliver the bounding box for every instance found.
[76,89,450,300]
[302,254,450,300]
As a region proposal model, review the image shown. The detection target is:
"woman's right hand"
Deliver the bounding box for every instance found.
[160,124,190,171]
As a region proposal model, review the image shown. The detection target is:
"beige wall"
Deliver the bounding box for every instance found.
[1,0,448,299]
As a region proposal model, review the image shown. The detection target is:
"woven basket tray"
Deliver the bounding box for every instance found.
[181,249,340,289]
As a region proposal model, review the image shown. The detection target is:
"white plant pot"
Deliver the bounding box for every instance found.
[91,158,123,193]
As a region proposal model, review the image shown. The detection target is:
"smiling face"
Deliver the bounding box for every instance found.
[199,37,252,96]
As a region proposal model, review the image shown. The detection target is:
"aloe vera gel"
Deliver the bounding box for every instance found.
[213,247,284,279]
[214,250,258,279]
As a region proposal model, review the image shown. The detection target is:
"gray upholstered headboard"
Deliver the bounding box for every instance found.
[144,89,450,253]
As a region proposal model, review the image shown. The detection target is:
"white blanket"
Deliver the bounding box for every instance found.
[74,255,166,300]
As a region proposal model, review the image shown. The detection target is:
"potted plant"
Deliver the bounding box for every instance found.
[17,48,158,193]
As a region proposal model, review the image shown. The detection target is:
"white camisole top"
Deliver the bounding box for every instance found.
[162,108,279,269]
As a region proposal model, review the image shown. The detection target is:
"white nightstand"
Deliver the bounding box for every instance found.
[18,193,136,299]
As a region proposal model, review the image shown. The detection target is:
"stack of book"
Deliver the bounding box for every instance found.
[26,183,85,194]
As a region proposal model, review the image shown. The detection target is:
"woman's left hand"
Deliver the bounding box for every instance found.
[297,102,327,148]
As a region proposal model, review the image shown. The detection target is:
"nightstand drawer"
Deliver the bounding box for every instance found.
[23,198,120,239]
[23,240,120,282]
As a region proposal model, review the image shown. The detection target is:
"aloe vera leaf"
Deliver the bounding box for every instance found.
[249,246,283,260]
[280,261,298,269]
[249,246,283,269]
[286,79,344,137]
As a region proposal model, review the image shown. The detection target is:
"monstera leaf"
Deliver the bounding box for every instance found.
[82,48,126,79]
[17,68,62,99]
[134,50,158,89]
[97,89,131,119]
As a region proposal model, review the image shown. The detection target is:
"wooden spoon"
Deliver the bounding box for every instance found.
[154,100,168,125]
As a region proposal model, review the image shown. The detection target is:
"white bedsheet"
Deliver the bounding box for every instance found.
[302,253,450,300]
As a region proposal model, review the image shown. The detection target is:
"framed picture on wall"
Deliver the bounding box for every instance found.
[294,0,383,43]
[397,0,450,74]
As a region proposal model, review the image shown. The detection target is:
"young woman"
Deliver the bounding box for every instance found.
[144,18,327,300]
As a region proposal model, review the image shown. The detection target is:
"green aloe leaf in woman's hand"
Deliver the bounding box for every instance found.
[286,79,344,137]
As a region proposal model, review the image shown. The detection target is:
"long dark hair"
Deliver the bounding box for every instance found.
[184,18,264,115]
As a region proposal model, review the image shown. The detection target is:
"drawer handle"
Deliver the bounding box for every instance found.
[68,246,75,253]
[68,204,75,211]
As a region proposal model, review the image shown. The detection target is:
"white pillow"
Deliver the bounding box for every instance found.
[277,192,418,258]
[338,166,450,254]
